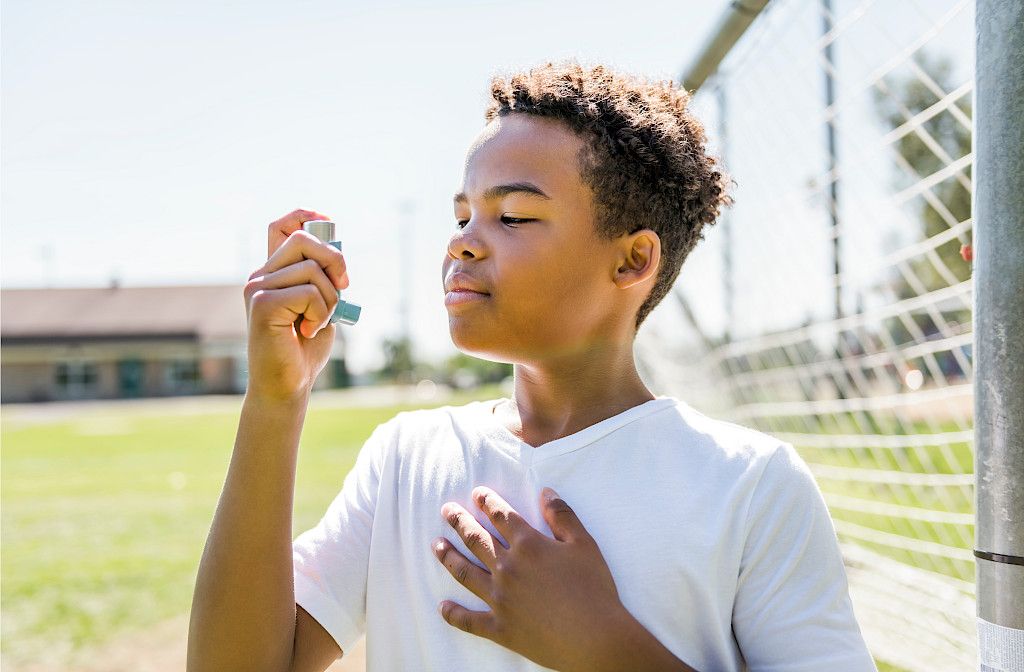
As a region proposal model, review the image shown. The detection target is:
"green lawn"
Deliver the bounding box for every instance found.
[780,414,975,585]
[0,386,501,668]
[2,386,907,670]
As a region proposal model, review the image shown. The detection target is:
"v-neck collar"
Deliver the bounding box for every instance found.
[465,395,678,466]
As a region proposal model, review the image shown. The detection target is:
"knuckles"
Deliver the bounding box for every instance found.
[455,560,470,585]
[437,545,471,586]
[243,280,261,302]
[245,287,269,309]
[462,530,489,552]
[303,258,321,274]
[549,504,581,528]
[493,509,518,531]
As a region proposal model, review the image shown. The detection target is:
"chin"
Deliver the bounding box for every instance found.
[448,323,514,364]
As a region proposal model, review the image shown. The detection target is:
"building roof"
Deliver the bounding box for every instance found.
[1,283,344,343]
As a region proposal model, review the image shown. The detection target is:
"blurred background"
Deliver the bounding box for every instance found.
[1,0,986,670]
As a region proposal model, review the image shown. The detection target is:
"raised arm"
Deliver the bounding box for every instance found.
[187,209,350,672]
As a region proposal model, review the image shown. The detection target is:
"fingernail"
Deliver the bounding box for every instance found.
[543,487,559,502]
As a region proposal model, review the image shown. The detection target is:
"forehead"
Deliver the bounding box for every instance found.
[458,114,587,201]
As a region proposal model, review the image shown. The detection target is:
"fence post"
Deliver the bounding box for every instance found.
[679,0,770,92]
[973,0,1024,665]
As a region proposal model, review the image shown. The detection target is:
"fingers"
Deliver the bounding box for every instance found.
[471,486,529,547]
[438,600,499,642]
[246,259,339,333]
[441,502,503,569]
[254,227,349,292]
[432,537,493,604]
[247,283,330,339]
[267,208,332,260]
[257,209,349,292]
[540,487,590,544]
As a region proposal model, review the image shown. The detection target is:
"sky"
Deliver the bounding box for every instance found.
[2,0,729,375]
[2,0,975,377]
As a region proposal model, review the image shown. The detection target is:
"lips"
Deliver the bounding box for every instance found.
[444,272,490,295]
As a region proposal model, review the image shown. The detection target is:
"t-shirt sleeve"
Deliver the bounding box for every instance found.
[731,443,877,672]
[291,418,392,656]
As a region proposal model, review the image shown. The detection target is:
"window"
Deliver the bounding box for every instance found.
[55,361,99,398]
[166,359,201,394]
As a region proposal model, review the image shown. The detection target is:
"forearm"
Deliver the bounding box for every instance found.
[187,390,311,672]
[593,610,699,672]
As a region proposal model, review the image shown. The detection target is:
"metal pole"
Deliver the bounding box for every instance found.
[717,82,734,343]
[679,0,771,92]
[974,0,1024,665]
[822,0,841,323]
[820,0,849,403]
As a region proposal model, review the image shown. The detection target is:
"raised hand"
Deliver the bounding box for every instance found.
[242,208,349,401]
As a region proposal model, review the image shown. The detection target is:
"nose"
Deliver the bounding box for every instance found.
[446,219,483,260]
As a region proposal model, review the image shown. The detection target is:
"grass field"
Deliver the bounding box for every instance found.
[0,385,505,669]
[2,385,906,670]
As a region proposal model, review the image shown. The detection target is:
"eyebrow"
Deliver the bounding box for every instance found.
[453,182,552,205]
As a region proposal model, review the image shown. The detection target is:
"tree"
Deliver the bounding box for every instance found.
[441,352,512,389]
[379,335,416,384]
[870,50,972,379]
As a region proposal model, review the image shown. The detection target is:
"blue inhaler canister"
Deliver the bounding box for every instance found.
[302,220,362,325]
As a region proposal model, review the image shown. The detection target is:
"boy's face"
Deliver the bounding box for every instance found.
[443,113,643,363]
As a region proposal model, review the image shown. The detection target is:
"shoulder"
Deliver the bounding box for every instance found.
[660,400,823,521]
[367,399,490,461]
[665,398,791,470]
[384,399,485,436]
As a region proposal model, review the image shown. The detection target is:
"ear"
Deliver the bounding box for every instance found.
[613,229,660,290]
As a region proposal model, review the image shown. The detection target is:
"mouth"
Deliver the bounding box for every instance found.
[444,289,490,307]
[444,271,489,296]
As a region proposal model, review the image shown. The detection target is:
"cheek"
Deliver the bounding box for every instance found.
[498,250,572,306]
[503,253,604,328]
[541,249,604,298]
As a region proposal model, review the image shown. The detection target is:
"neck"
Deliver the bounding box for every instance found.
[499,339,656,447]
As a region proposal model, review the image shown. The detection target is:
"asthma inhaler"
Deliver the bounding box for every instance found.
[302,220,362,325]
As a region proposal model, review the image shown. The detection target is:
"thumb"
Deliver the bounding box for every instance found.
[540,487,588,543]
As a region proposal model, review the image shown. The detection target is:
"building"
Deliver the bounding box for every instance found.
[0,283,352,403]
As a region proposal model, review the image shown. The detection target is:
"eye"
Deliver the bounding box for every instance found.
[500,216,532,227]
[454,216,534,229]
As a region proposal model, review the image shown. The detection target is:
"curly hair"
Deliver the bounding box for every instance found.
[484,59,733,332]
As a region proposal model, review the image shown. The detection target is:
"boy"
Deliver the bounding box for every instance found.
[188,60,877,671]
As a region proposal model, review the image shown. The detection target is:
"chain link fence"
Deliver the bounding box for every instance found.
[637,1,977,668]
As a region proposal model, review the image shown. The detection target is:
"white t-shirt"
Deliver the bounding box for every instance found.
[292,395,876,671]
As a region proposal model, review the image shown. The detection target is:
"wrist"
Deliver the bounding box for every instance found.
[591,607,697,672]
[244,385,312,408]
